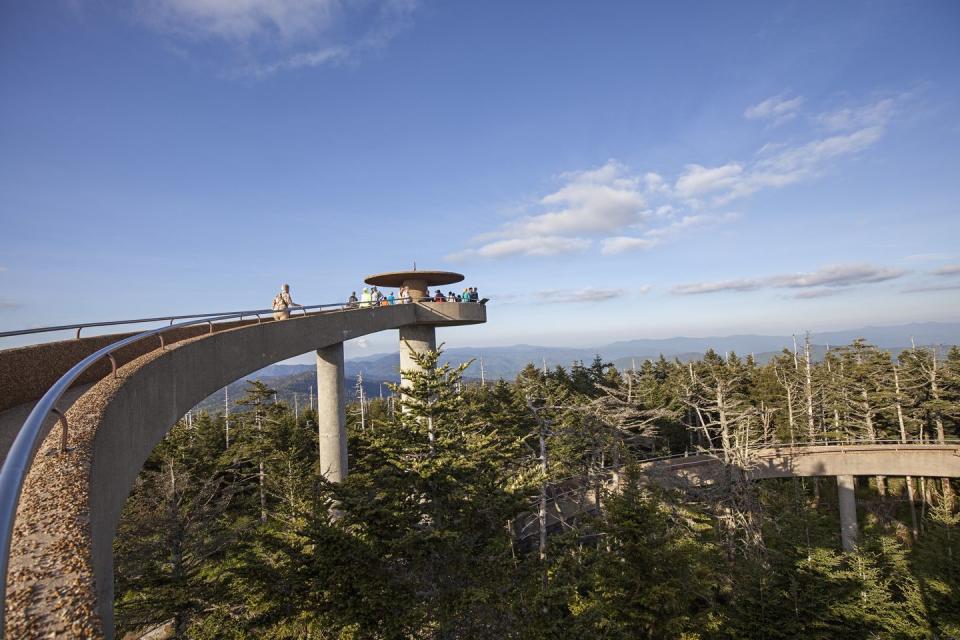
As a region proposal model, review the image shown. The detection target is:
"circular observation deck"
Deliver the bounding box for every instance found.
[364,270,464,288]
[364,270,465,301]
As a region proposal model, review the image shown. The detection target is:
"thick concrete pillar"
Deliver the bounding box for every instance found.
[316,343,347,482]
[404,278,429,302]
[837,475,859,551]
[399,325,436,389]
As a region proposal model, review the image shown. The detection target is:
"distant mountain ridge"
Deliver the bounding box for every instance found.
[192,322,958,414]
[345,321,959,381]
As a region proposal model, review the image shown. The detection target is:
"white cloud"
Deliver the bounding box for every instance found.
[535,287,633,304]
[673,279,764,295]
[600,213,741,255]
[135,0,416,76]
[754,126,883,178]
[674,163,744,198]
[242,45,350,76]
[137,0,339,41]
[509,160,647,236]
[448,235,591,260]
[643,213,741,239]
[643,172,670,194]
[768,263,905,288]
[600,236,660,255]
[675,126,885,206]
[492,286,651,304]
[673,263,906,295]
[453,91,904,262]
[744,93,804,123]
[816,98,896,131]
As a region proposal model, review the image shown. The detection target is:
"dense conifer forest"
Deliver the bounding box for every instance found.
[115,339,960,639]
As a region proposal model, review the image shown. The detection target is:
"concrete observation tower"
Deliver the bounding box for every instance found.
[315,269,484,483]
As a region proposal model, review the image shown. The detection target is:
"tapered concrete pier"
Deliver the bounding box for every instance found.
[399,325,437,388]
[837,475,859,551]
[365,269,467,389]
[316,343,347,482]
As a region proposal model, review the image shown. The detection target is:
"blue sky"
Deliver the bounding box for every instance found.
[1,1,959,357]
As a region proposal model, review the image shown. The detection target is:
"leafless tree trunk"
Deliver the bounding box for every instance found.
[775,365,796,446]
[894,365,919,538]
[930,349,955,510]
[803,335,821,503]
[257,411,267,523]
[861,387,886,496]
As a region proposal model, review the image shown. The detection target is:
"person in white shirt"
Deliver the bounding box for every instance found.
[272,283,301,320]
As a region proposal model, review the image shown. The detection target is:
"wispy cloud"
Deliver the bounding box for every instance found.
[451,91,906,262]
[502,161,648,237]
[450,160,741,260]
[673,263,906,296]
[767,264,904,288]
[600,236,660,256]
[674,163,744,199]
[491,286,651,305]
[675,124,885,206]
[816,98,896,131]
[134,0,417,76]
[536,287,634,304]
[932,264,960,276]
[902,284,960,294]
[449,236,591,260]
[744,92,804,124]
[673,278,764,295]
[600,213,740,255]
[792,288,843,299]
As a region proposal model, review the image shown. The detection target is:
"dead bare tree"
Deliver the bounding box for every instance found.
[679,354,766,555]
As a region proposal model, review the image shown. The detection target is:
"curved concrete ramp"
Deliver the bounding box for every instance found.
[639,444,960,484]
[524,444,960,541]
[0,320,263,463]
[5,302,484,638]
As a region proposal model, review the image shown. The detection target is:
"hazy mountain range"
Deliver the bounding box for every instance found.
[192,322,958,414]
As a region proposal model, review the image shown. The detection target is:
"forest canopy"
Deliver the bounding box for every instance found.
[115,339,960,639]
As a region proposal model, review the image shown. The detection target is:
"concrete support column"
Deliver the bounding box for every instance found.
[837,474,859,551]
[404,278,428,302]
[399,325,436,389]
[316,343,347,482]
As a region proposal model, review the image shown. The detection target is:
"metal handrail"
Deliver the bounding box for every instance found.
[536,438,960,486]
[517,438,960,540]
[0,297,486,340]
[532,439,960,502]
[0,295,469,631]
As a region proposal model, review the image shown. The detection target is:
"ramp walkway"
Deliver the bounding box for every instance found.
[0,295,483,638]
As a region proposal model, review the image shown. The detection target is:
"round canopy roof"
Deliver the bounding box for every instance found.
[364,270,464,288]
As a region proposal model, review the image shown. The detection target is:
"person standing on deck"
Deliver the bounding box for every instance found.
[272,284,302,320]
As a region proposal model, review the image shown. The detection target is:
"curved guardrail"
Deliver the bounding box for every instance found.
[517,440,960,541]
[0,297,399,634]
[0,296,485,340]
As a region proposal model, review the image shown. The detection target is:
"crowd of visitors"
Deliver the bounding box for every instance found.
[344,285,481,309]
[270,283,481,319]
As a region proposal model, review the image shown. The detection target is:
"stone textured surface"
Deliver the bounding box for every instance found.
[0,384,92,464]
[0,320,258,413]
